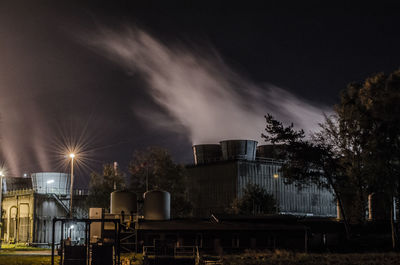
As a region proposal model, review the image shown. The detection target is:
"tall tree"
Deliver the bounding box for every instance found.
[337,71,400,249]
[129,147,192,218]
[262,114,351,238]
[87,163,125,210]
[263,69,400,249]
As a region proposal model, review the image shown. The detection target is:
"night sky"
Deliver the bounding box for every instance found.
[1,2,400,186]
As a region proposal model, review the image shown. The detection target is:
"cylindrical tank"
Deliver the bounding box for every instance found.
[31,172,70,195]
[256,144,286,159]
[368,192,391,221]
[220,140,258,161]
[110,191,137,215]
[143,190,171,220]
[192,144,222,165]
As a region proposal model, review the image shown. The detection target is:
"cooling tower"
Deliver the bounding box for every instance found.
[192,144,222,165]
[220,140,257,161]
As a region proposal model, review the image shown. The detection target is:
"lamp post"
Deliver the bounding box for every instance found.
[69,153,75,218]
[0,171,4,245]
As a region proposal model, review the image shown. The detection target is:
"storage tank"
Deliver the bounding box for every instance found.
[143,190,171,220]
[31,172,70,195]
[192,144,222,165]
[110,191,137,215]
[220,140,257,161]
[256,144,286,160]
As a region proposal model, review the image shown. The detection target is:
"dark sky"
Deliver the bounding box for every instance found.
[1,2,400,184]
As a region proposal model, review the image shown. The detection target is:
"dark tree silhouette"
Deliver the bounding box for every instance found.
[87,163,125,210]
[262,114,351,239]
[129,147,192,218]
[229,183,277,215]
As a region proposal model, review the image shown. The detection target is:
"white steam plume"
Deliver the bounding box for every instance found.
[90,27,330,144]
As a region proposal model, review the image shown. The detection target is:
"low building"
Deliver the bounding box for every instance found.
[0,172,87,245]
[136,216,309,253]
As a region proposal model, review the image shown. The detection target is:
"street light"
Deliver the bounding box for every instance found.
[69,153,75,218]
[0,171,4,246]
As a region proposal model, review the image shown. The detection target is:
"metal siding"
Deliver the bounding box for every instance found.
[188,160,336,217]
[237,161,336,216]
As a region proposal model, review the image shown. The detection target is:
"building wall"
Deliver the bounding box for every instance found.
[0,190,84,245]
[137,228,307,253]
[1,190,35,243]
[187,162,238,217]
[34,194,69,244]
[237,161,336,216]
[187,160,336,217]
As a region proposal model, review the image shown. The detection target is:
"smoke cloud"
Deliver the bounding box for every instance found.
[90,27,331,144]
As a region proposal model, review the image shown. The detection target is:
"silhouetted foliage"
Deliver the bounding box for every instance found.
[129,147,192,218]
[262,114,351,238]
[262,69,400,248]
[87,163,125,210]
[229,183,277,215]
[334,71,400,249]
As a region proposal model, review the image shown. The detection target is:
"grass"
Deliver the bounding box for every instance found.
[0,256,58,265]
[121,253,143,265]
[220,250,400,265]
[0,249,399,265]
[1,243,49,251]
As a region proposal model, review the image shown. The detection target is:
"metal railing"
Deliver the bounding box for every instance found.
[174,246,197,257]
[143,245,199,258]
[143,246,155,256]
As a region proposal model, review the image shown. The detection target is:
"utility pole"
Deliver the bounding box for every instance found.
[69,154,75,218]
[0,171,3,246]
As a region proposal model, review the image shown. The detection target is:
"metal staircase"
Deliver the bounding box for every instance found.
[51,193,70,215]
[119,221,137,252]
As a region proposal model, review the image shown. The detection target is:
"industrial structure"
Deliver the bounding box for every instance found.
[187,139,337,217]
[0,172,87,245]
[58,189,310,265]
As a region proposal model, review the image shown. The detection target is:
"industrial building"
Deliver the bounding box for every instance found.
[0,172,87,245]
[78,189,313,265]
[187,140,337,217]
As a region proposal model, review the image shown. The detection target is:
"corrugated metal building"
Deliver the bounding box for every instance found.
[0,173,87,245]
[187,140,336,217]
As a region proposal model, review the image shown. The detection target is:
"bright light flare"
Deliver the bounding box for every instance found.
[47,179,55,184]
[273,173,279,179]
[49,119,122,178]
[0,166,8,177]
[49,122,99,177]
